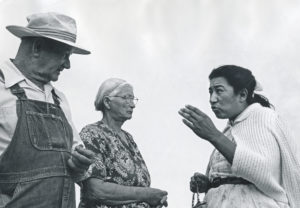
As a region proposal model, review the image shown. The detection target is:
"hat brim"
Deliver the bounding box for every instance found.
[6,25,90,55]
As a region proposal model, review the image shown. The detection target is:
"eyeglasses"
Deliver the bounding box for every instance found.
[108,96,139,105]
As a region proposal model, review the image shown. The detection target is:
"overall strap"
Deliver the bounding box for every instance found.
[51,89,61,106]
[0,69,3,80]
[10,84,27,100]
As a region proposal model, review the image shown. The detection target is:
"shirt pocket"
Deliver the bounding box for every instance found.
[25,111,71,152]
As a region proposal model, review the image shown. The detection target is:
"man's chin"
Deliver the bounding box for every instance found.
[51,76,59,82]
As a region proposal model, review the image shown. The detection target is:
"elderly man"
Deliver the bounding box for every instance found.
[0,12,94,207]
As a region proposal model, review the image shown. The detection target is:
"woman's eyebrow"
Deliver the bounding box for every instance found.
[210,84,225,89]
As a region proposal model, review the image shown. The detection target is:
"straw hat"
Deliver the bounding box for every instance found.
[6,12,90,54]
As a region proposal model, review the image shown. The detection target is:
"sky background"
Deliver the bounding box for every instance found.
[1,0,300,207]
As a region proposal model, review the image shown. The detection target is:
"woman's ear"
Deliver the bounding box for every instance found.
[239,88,248,102]
[103,96,111,110]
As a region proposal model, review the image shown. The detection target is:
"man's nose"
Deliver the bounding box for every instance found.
[63,58,71,69]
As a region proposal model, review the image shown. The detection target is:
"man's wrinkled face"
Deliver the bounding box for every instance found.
[36,40,72,83]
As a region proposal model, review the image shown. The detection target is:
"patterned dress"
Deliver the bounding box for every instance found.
[203,123,289,208]
[79,121,151,208]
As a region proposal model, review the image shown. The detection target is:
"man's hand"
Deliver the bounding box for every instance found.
[67,145,94,173]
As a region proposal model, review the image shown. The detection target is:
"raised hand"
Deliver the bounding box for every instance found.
[178,105,222,143]
[179,104,236,164]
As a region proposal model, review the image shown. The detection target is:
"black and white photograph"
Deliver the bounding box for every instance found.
[0,0,300,207]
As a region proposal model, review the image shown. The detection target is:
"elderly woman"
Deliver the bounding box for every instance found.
[79,78,168,208]
[179,65,300,208]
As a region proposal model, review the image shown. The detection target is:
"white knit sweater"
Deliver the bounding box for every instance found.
[231,103,300,208]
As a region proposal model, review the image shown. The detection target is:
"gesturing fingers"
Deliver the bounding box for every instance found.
[179,107,201,122]
[179,105,207,122]
[186,105,207,117]
[186,106,211,125]
[179,107,203,134]
[182,119,195,131]
[179,105,220,142]
[179,110,196,124]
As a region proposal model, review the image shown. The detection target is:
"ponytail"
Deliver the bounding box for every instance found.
[251,93,273,109]
[209,65,274,109]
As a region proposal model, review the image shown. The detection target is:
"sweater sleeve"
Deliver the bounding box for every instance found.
[231,109,288,203]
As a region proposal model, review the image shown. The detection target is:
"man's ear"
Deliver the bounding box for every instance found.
[239,88,248,102]
[31,38,43,57]
[103,96,111,110]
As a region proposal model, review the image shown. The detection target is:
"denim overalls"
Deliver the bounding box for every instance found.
[0,79,76,207]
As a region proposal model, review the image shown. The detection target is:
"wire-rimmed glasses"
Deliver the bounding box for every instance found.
[108,95,138,105]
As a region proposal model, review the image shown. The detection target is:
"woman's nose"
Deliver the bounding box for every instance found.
[210,92,218,103]
[129,102,135,108]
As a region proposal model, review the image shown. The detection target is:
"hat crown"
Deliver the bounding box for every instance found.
[6,12,90,54]
[26,12,77,42]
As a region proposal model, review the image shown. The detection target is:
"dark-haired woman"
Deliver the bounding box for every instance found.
[179,65,300,208]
